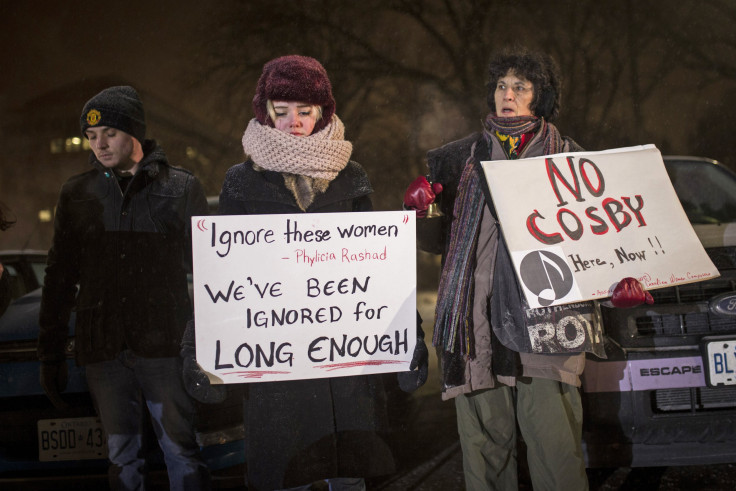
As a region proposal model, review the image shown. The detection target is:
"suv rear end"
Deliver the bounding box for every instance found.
[582,156,736,467]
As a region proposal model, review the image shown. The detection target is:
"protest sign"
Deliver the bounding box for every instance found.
[191,211,417,384]
[481,144,718,308]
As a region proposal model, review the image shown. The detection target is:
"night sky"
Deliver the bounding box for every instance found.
[3,1,735,163]
[1,1,212,122]
[2,0,736,251]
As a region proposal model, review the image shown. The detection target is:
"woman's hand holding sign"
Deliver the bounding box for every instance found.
[181,321,226,404]
[397,313,429,393]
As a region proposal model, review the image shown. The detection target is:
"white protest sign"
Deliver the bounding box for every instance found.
[481,144,718,308]
[191,211,416,384]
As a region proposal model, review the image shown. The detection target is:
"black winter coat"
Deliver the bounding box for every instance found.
[38,141,208,365]
[219,160,396,490]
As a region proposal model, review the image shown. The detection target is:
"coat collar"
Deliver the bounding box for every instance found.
[88,139,168,179]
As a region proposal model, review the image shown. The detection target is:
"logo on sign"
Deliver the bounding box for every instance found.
[519,250,574,307]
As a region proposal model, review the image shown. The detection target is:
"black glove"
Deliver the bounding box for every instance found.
[181,320,226,404]
[40,361,69,410]
[397,313,429,393]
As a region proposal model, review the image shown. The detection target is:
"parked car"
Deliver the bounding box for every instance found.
[0,250,47,300]
[0,250,245,488]
[582,156,736,467]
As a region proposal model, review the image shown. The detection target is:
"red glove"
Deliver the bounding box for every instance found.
[404,176,442,218]
[611,277,654,308]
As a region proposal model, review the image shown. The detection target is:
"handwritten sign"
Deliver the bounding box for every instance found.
[191,211,416,384]
[482,145,719,308]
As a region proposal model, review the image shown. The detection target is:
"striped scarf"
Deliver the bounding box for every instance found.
[433,115,563,355]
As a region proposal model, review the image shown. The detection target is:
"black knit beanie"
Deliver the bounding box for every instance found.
[80,86,146,143]
[253,55,336,133]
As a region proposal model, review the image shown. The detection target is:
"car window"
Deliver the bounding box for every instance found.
[31,262,46,286]
[1,264,26,299]
[207,195,219,214]
[665,160,736,224]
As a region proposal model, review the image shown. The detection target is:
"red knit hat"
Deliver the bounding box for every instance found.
[253,55,336,133]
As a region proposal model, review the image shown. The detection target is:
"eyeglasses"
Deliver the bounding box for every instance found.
[495,83,532,96]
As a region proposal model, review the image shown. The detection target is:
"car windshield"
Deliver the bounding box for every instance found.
[664,159,736,225]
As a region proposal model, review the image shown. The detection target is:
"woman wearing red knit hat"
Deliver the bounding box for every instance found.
[214,55,428,491]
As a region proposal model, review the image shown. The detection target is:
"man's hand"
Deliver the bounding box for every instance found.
[611,277,654,308]
[40,361,69,410]
[181,321,226,404]
[404,176,442,218]
[397,315,429,393]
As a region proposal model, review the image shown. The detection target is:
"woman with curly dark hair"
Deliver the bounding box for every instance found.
[404,47,649,489]
[485,48,562,123]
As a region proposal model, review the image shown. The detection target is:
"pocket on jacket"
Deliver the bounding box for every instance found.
[147,193,187,235]
[75,303,105,353]
[137,294,181,353]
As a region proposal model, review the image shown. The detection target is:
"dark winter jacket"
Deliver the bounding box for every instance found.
[38,141,208,365]
[423,131,590,399]
[219,159,396,490]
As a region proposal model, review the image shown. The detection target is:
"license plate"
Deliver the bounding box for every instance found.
[702,336,736,386]
[37,417,107,461]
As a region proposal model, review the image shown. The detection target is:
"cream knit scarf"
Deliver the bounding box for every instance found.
[241,115,353,180]
[241,115,353,210]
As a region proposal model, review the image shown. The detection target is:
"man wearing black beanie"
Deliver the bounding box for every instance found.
[37,85,211,489]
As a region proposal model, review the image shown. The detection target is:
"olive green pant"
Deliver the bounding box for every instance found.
[455,378,588,491]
